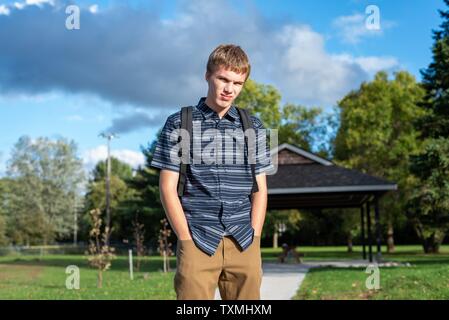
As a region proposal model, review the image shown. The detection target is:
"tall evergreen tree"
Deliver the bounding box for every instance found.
[407,0,449,253]
[418,0,449,139]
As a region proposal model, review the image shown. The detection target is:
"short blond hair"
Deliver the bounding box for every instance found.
[206,44,251,81]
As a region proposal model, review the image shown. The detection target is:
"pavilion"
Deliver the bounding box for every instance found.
[265,143,398,262]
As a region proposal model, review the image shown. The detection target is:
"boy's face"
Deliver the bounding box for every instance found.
[205,65,247,110]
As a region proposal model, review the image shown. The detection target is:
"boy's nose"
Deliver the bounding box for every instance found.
[224,84,233,93]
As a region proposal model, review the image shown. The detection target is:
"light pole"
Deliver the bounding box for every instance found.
[99,132,118,243]
[73,192,78,246]
[73,183,82,246]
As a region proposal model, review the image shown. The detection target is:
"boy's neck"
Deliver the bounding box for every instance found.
[204,96,231,119]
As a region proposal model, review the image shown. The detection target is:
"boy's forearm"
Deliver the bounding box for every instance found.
[160,188,192,240]
[251,174,268,237]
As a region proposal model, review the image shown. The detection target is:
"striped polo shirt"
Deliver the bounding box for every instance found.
[150,97,273,256]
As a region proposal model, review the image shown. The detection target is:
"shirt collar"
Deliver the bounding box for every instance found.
[196,97,239,122]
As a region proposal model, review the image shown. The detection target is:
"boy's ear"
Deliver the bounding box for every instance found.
[205,71,210,81]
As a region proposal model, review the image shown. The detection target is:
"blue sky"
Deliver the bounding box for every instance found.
[0,0,444,176]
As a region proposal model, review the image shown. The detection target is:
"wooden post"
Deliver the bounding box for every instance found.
[374,196,382,262]
[128,249,134,280]
[366,201,373,263]
[360,205,366,260]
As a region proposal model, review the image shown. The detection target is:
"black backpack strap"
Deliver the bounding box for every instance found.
[177,106,192,197]
[236,107,259,194]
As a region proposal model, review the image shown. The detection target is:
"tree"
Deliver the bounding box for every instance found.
[236,78,334,156]
[340,209,361,253]
[132,214,146,271]
[0,179,8,246]
[5,136,85,245]
[263,209,301,248]
[408,0,449,253]
[83,157,137,242]
[86,208,115,288]
[158,218,173,273]
[91,157,133,182]
[417,0,449,139]
[235,78,282,130]
[119,141,165,244]
[334,71,426,252]
[407,139,449,253]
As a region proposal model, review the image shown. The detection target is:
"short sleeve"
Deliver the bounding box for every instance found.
[251,116,274,175]
[150,115,181,172]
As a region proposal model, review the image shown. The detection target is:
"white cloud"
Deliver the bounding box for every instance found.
[266,25,399,105]
[25,0,55,7]
[333,54,399,75]
[0,5,11,15]
[89,4,98,14]
[0,0,54,15]
[112,149,145,168]
[0,0,401,120]
[0,91,61,103]
[14,2,25,10]
[333,13,395,44]
[82,145,145,173]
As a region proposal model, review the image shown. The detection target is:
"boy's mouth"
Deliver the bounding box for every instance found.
[220,94,232,101]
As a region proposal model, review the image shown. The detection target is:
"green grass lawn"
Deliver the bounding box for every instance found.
[0,245,448,299]
[0,255,177,299]
[293,245,449,300]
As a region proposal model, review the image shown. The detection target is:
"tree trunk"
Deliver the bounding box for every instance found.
[422,234,442,253]
[347,233,353,253]
[387,223,395,253]
[97,270,103,288]
[273,231,278,249]
[167,250,171,272]
[163,250,167,273]
[136,257,141,272]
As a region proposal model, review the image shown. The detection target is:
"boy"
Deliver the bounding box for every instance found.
[150,44,273,300]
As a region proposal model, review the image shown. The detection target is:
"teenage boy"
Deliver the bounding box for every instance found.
[150,44,273,300]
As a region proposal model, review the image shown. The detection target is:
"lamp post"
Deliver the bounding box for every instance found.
[99,132,118,244]
[73,192,78,246]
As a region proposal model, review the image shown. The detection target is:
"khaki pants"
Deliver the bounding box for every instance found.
[174,235,262,300]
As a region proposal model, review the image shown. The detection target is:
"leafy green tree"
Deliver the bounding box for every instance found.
[83,157,137,241]
[0,179,8,246]
[124,140,167,244]
[236,78,334,156]
[91,157,133,182]
[334,71,426,252]
[407,139,449,253]
[235,78,282,130]
[263,209,301,248]
[407,1,449,253]
[5,136,85,245]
